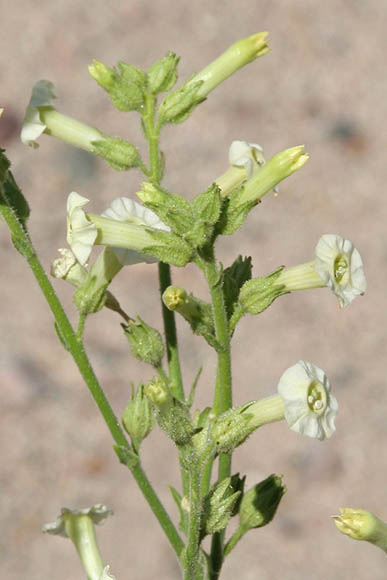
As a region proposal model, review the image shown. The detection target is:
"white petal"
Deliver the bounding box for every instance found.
[21,80,57,148]
[50,248,77,278]
[101,196,168,265]
[229,140,264,178]
[66,192,97,265]
[43,504,113,537]
[101,196,169,231]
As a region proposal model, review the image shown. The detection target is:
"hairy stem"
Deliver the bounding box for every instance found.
[0,203,184,558]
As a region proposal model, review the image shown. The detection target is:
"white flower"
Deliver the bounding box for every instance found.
[277,360,338,441]
[42,504,113,537]
[101,196,169,265]
[21,80,57,148]
[228,140,264,178]
[314,234,366,308]
[100,565,116,580]
[66,192,98,265]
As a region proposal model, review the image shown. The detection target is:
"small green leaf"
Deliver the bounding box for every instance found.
[223,255,252,319]
[144,229,193,267]
[0,149,30,226]
[169,485,188,534]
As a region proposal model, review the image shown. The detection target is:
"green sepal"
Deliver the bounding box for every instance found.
[169,485,188,535]
[113,444,139,469]
[92,137,140,171]
[238,267,286,315]
[202,477,242,536]
[89,59,146,112]
[73,280,107,315]
[216,186,257,236]
[145,377,193,446]
[147,52,180,94]
[0,149,30,227]
[229,473,246,517]
[138,183,193,235]
[158,78,205,125]
[192,184,222,227]
[239,474,286,530]
[222,255,252,319]
[211,402,255,454]
[122,383,155,452]
[144,229,193,267]
[122,316,164,367]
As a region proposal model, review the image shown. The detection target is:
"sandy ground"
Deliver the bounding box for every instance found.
[1,1,386,578]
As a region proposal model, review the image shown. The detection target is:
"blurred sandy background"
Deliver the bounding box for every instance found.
[1,1,386,578]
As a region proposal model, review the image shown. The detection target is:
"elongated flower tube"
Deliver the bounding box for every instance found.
[186,32,269,99]
[101,196,169,265]
[43,504,113,580]
[332,508,387,553]
[21,81,141,170]
[276,234,366,308]
[66,193,167,266]
[21,80,103,150]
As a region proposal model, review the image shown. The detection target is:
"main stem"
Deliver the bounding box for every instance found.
[201,252,233,579]
[142,93,185,402]
[1,205,184,559]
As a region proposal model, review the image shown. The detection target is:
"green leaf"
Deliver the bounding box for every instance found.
[216,185,257,236]
[0,149,30,227]
[222,255,252,319]
[169,485,188,535]
[144,229,193,267]
[158,78,205,125]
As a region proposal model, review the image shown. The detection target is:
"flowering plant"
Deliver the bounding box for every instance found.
[0,32,379,580]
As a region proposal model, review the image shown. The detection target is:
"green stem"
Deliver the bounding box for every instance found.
[182,447,202,580]
[0,205,183,558]
[223,526,247,556]
[141,93,185,401]
[199,252,233,579]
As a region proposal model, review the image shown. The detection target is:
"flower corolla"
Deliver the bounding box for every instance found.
[21,80,57,148]
[277,360,338,440]
[314,234,366,308]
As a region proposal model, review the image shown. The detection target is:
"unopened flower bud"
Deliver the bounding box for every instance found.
[122,317,164,367]
[333,508,387,553]
[147,52,180,94]
[238,146,309,205]
[122,384,155,451]
[239,474,286,530]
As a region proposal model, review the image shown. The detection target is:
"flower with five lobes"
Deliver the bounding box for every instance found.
[66,192,169,266]
[246,360,338,441]
[276,234,366,307]
[277,360,338,440]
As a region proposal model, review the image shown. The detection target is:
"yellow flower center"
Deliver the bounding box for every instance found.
[307,381,327,414]
[334,254,349,284]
